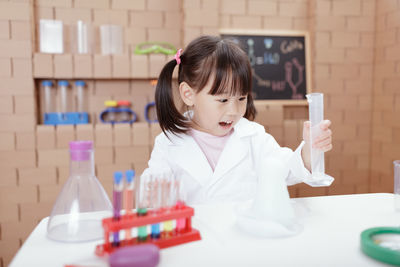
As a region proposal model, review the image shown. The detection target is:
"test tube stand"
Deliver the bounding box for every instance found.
[95,204,201,256]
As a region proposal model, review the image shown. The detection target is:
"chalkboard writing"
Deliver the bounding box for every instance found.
[221,31,310,102]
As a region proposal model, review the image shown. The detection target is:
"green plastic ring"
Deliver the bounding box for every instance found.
[134,42,177,55]
[361,227,400,266]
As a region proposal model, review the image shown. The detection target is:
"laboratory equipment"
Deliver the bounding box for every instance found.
[394,160,400,211]
[109,244,160,267]
[58,80,72,113]
[39,19,64,54]
[41,80,56,117]
[74,20,93,54]
[99,100,137,124]
[124,170,135,239]
[305,93,334,186]
[100,25,124,55]
[117,100,132,122]
[75,80,88,113]
[145,101,158,123]
[134,42,177,55]
[149,174,161,239]
[361,227,400,266]
[236,157,302,237]
[47,141,113,242]
[113,171,123,246]
[95,202,201,256]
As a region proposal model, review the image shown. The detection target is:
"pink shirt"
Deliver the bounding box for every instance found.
[190,128,233,171]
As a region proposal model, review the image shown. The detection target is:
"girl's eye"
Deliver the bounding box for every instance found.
[239,96,247,101]
[218,99,228,103]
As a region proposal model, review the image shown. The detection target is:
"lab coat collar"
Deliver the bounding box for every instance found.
[167,118,257,187]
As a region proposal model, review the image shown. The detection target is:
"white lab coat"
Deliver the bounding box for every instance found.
[143,118,321,205]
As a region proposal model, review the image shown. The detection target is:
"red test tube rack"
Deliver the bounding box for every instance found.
[95,204,201,256]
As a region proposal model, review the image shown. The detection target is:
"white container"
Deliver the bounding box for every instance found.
[100,24,124,55]
[40,19,64,54]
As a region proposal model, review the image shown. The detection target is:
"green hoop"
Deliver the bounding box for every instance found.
[361,227,400,266]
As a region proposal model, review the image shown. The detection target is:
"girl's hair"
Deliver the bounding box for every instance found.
[155,35,256,136]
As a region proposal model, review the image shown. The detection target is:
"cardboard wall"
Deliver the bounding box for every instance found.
[0,0,398,266]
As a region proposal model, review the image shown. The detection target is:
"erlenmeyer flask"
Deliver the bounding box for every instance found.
[47,141,112,242]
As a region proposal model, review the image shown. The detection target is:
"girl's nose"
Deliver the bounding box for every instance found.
[227,101,240,115]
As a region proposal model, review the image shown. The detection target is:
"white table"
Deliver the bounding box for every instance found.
[10,193,400,267]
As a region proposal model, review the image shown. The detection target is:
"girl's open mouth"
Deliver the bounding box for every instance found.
[219,120,233,127]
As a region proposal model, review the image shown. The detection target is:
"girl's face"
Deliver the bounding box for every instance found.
[190,79,248,136]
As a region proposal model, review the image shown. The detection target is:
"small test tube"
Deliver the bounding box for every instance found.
[113,171,123,246]
[137,174,149,242]
[58,80,71,113]
[124,170,135,240]
[162,176,174,236]
[75,80,86,113]
[150,175,161,239]
[174,179,186,233]
[306,93,334,186]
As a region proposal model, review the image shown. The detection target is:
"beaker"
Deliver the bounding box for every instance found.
[394,160,400,211]
[47,141,112,242]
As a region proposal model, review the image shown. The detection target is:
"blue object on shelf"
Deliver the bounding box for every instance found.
[145,101,158,123]
[41,80,53,87]
[75,80,86,86]
[44,112,89,125]
[57,80,69,87]
[99,107,137,124]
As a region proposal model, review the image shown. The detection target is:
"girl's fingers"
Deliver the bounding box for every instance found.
[313,136,332,148]
[320,120,331,130]
[314,129,332,143]
[319,143,333,152]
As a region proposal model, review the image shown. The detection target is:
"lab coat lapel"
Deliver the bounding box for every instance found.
[167,134,213,186]
[210,130,249,187]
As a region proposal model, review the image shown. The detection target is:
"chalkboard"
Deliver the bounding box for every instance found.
[221,30,310,104]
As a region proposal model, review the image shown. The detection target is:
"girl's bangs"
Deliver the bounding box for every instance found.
[207,45,252,97]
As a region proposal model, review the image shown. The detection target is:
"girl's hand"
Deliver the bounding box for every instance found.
[301,120,332,171]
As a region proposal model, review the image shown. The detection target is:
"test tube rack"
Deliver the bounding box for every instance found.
[95,204,201,256]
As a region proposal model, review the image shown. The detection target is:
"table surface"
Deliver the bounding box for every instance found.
[10,193,400,267]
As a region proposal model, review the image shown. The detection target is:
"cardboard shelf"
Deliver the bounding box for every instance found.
[33,53,174,79]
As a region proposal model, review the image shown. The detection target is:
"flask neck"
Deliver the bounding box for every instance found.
[70,153,95,176]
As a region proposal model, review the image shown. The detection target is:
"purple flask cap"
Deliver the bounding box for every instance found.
[109,244,160,267]
[69,141,93,161]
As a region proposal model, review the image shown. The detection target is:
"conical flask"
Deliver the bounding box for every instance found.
[47,141,112,242]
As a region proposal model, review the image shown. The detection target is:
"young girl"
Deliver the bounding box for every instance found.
[143,35,333,204]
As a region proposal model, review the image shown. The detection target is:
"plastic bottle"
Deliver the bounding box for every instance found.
[47,141,113,242]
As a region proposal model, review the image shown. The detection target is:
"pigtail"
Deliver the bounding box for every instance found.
[155,59,189,137]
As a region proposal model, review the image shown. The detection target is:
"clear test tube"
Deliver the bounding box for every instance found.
[112,171,123,247]
[75,80,87,113]
[162,175,174,237]
[41,80,56,114]
[58,80,72,113]
[124,170,135,239]
[306,93,334,186]
[150,175,161,239]
[137,173,149,242]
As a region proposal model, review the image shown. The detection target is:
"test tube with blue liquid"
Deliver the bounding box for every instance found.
[113,171,123,246]
[124,170,135,240]
[306,93,334,186]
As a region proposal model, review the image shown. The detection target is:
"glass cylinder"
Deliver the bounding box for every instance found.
[57,80,73,113]
[394,160,400,211]
[41,80,56,114]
